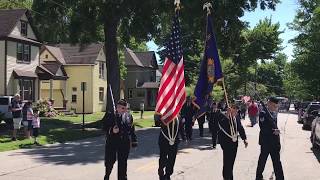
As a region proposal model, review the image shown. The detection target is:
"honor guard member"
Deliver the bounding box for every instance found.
[207,102,220,147]
[211,104,248,180]
[155,114,179,180]
[181,96,197,141]
[197,114,205,137]
[103,99,137,180]
[256,97,284,180]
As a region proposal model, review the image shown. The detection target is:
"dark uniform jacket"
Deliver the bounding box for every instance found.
[158,119,180,145]
[206,109,220,132]
[211,112,247,147]
[180,103,197,124]
[103,112,137,143]
[258,107,280,147]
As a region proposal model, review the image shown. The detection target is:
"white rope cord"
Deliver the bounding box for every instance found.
[218,116,238,142]
[161,118,179,145]
[229,114,237,140]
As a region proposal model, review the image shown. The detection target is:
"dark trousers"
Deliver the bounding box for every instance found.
[256,145,284,180]
[185,122,193,140]
[208,120,213,133]
[221,143,238,180]
[197,116,205,137]
[179,122,186,140]
[210,122,217,146]
[158,134,178,180]
[104,137,130,180]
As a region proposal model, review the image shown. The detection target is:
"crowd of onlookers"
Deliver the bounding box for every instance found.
[9,94,41,145]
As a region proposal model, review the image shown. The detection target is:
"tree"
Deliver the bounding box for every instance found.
[0,0,32,9]
[219,18,283,98]
[289,0,320,100]
[283,63,312,100]
[32,0,74,43]
[29,0,280,112]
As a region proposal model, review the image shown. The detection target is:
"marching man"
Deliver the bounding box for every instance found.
[211,104,248,180]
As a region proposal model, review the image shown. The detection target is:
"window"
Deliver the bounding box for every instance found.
[23,44,30,62]
[137,90,145,98]
[99,87,104,102]
[71,95,77,103]
[21,21,28,36]
[72,87,77,92]
[17,43,23,61]
[45,54,48,59]
[128,89,133,99]
[99,62,105,79]
[0,98,9,105]
[19,79,34,101]
[17,43,31,63]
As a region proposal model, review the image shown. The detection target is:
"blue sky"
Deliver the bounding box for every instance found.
[147,0,300,61]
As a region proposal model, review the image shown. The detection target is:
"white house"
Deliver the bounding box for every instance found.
[0,9,41,101]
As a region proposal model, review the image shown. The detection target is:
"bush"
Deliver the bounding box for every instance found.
[33,100,59,117]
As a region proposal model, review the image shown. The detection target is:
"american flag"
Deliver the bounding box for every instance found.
[155,12,186,125]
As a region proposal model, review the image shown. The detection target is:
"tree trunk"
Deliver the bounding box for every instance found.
[104,18,120,113]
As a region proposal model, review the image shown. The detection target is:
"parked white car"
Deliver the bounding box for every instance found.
[0,96,14,123]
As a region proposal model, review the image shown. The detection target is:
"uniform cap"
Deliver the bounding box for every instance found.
[117,99,127,106]
[268,96,279,104]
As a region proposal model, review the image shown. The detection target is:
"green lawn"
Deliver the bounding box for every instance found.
[131,111,155,128]
[0,111,155,152]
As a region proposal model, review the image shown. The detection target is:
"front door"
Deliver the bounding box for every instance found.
[19,79,34,101]
[147,90,156,107]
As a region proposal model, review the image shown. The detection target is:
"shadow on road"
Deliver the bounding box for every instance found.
[12,127,214,165]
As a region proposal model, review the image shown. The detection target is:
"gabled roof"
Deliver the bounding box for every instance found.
[0,9,40,43]
[124,48,158,69]
[13,69,37,79]
[43,43,104,65]
[43,45,66,64]
[37,61,68,80]
[0,9,26,38]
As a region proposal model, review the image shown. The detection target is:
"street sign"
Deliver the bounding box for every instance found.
[81,82,86,131]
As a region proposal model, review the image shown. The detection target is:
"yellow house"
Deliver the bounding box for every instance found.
[39,43,108,113]
[0,9,41,101]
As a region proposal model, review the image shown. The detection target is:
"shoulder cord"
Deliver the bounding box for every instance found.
[218,115,238,140]
[161,118,179,145]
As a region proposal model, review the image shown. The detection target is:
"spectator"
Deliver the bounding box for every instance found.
[32,109,40,145]
[140,101,144,119]
[240,101,247,120]
[22,101,33,139]
[10,94,23,141]
[248,100,259,127]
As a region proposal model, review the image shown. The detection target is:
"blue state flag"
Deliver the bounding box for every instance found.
[194,15,223,117]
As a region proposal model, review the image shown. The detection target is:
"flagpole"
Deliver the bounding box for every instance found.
[204,2,236,140]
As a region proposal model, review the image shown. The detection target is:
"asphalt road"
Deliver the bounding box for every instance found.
[0,112,319,180]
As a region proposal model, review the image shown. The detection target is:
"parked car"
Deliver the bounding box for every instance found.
[311,110,320,149]
[277,97,290,112]
[0,96,13,125]
[297,101,310,123]
[302,102,320,129]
